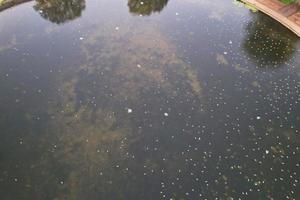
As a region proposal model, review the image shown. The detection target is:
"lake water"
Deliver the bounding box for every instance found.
[0,0,300,199]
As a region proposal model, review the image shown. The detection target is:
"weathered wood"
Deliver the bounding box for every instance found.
[242,0,300,37]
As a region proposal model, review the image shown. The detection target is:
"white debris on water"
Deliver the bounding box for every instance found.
[266,150,269,154]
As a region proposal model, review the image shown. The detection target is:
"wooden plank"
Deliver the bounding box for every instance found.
[242,0,300,37]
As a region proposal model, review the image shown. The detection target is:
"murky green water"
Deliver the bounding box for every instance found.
[0,0,300,199]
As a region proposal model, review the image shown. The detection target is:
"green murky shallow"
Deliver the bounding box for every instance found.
[0,0,300,199]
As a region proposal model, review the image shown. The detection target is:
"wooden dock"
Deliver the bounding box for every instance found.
[242,0,300,37]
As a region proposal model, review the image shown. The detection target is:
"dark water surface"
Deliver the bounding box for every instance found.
[0,0,300,199]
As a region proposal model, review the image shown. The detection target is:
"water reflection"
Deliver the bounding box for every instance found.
[0,0,300,199]
[243,13,297,67]
[34,0,86,24]
[127,0,169,16]
[0,0,85,24]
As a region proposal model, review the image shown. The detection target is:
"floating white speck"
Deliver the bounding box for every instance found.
[223,51,228,55]
[60,181,64,185]
[79,37,84,40]
[127,108,132,113]
[256,116,261,120]
[175,12,179,16]
[229,40,232,44]
[137,64,142,68]
[115,26,119,31]
[265,150,269,154]
[164,112,169,117]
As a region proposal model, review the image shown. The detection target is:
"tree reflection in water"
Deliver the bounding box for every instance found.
[127,0,169,16]
[34,0,86,24]
[0,0,86,24]
[243,13,297,67]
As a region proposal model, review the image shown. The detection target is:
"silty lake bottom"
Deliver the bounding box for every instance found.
[0,0,300,199]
